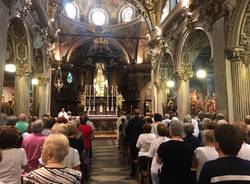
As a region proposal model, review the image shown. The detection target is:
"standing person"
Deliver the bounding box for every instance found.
[151,113,163,137]
[157,120,193,184]
[136,123,156,182]
[199,124,250,184]
[125,109,145,177]
[22,120,46,172]
[193,130,218,181]
[148,124,170,184]
[78,115,93,180]
[183,123,200,154]
[116,112,127,145]
[23,134,82,184]
[58,108,69,120]
[183,114,200,138]
[15,113,29,134]
[0,126,27,184]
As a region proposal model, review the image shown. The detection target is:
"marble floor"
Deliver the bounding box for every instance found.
[87,140,137,184]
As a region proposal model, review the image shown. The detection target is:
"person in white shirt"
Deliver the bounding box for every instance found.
[151,113,163,137]
[193,130,218,181]
[0,126,28,184]
[184,114,199,137]
[234,122,250,161]
[58,108,69,120]
[162,113,171,127]
[51,123,81,170]
[148,124,170,184]
[136,123,157,182]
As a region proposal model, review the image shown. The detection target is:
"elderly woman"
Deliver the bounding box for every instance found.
[157,120,193,184]
[183,123,200,154]
[0,126,27,184]
[22,119,47,172]
[51,123,81,170]
[193,130,218,181]
[23,134,82,183]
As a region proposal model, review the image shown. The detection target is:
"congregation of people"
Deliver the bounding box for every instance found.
[1,108,250,184]
[118,110,250,184]
[0,110,94,184]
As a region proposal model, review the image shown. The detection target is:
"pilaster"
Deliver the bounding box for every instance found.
[227,47,250,122]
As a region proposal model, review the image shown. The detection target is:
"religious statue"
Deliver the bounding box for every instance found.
[116,92,125,109]
[94,63,107,97]
[190,89,202,114]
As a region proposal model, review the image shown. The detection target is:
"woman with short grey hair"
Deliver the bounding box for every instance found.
[23,134,82,184]
[157,121,193,184]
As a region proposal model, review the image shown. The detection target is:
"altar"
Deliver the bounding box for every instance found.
[78,63,124,134]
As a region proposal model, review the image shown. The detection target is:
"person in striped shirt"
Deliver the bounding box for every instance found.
[199,124,250,184]
[23,134,82,184]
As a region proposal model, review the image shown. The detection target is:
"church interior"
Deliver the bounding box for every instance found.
[1,0,250,184]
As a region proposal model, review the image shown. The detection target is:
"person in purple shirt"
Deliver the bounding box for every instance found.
[22,119,46,172]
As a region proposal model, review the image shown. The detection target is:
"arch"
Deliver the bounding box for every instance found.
[118,3,137,23]
[230,0,250,48]
[66,37,131,64]
[7,17,31,65]
[156,51,174,82]
[176,27,214,71]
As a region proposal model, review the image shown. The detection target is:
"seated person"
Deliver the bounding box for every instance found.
[23,134,82,183]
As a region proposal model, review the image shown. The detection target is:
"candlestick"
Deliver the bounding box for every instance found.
[89,85,91,111]
[106,84,109,111]
[111,85,114,111]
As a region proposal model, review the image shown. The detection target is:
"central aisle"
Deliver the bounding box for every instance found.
[88,140,137,184]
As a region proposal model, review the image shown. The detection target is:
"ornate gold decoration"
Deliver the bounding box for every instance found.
[16,63,32,76]
[176,63,193,81]
[38,75,49,86]
[227,47,250,67]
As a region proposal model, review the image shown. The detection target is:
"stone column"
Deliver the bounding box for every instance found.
[37,69,51,117]
[0,1,9,112]
[151,62,156,114]
[14,64,31,116]
[176,70,192,120]
[212,17,230,119]
[228,48,250,122]
[155,83,164,114]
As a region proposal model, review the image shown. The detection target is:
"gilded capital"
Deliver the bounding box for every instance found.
[16,63,32,76]
[38,75,49,86]
[176,70,193,81]
[226,47,250,66]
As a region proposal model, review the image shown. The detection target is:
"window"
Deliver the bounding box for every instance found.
[122,6,134,22]
[65,2,78,19]
[90,9,108,26]
[161,0,170,22]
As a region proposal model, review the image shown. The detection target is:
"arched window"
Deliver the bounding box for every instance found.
[122,6,134,22]
[64,2,79,20]
[89,8,108,26]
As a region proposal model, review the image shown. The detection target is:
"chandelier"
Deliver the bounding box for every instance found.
[54,65,63,93]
